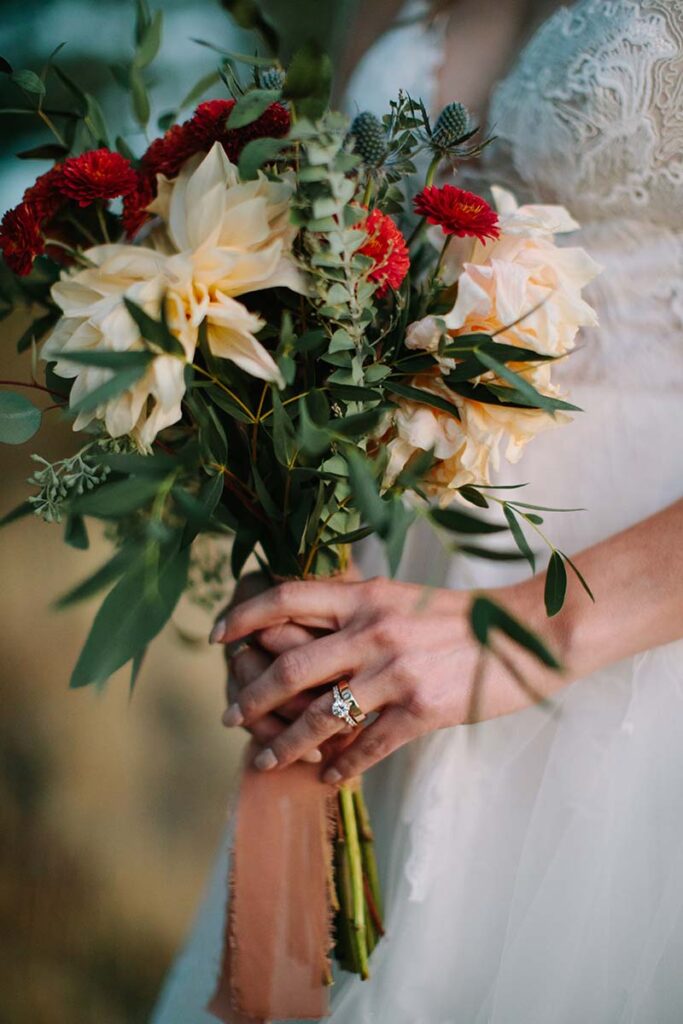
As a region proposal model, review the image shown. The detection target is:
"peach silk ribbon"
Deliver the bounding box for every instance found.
[208,740,336,1022]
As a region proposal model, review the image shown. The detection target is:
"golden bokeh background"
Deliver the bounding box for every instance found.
[1,314,247,1022]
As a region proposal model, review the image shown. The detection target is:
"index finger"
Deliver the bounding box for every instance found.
[211,578,361,645]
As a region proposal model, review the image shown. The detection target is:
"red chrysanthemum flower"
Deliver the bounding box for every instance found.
[186,98,237,154]
[143,123,201,180]
[357,208,410,298]
[122,174,155,239]
[59,148,138,207]
[235,101,290,149]
[23,165,65,221]
[413,184,500,243]
[187,98,291,161]
[0,203,45,276]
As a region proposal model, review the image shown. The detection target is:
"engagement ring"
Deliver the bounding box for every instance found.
[330,683,367,728]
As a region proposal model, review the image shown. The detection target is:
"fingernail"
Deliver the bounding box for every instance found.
[209,618,226,644]
[322,767,342,785]
[301,749,323,764]
[223,702,244,727]
[254,747,278,772]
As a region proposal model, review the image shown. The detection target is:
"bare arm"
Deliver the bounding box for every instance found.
[538,498,683,679]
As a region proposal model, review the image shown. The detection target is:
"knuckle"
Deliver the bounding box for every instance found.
[368,615,402,650]
[275,649,307,690]
[239,691,261,722]
[391,654,419,690]
[358,729,389,760]
[404,686,432,721]
[274,580,299,609]
[363,576,387,604]
[302,697,332,735]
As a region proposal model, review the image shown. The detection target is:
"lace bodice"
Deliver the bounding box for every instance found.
[472,0,683,394]
[486,0,683,227]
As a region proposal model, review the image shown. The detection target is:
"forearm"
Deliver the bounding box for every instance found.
[512,499,683,681]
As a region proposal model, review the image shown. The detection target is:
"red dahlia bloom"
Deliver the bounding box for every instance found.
[142,100,291,180]
[235,101,290,149]
[0,203,45,276]
[143,123,200,180]
[23,165,65,221]
[358,208,410,298]
[60,148,138,207]
[413,184,500,243]
[186,98,238,154]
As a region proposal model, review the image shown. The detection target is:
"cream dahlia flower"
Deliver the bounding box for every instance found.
[386,187,599,500]
[442,185,601,356]
[42,143,305,447]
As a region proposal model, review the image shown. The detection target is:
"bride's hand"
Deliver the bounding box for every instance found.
[218,569,361,764]
[212,575,568,784]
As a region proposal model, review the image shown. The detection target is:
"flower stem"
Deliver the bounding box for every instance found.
[361,176,373,207]
[44,238,95,267]
[425,152,441,187]
[339,784,369,979]
[353,786,384,932]
[96,202,111,244]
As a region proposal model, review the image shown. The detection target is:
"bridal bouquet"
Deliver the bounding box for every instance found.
[0,5,598,1018]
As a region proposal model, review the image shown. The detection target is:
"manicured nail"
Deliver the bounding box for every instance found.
[301,749,323,764]
[322,767,342,785]
[223,702,244,727]
[209,618,226,644]
[254,747,278,772]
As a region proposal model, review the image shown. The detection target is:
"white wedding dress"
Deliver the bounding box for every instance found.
[152,2,683,1021]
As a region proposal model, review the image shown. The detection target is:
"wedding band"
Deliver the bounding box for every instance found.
[330,683,367,728]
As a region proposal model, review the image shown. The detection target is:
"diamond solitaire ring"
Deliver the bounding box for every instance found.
[330,683,367,728]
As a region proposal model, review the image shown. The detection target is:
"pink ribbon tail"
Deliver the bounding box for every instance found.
[208,742,335,1022]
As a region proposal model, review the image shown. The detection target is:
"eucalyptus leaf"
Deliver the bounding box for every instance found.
[430,506,508,535]
[123,297,184,356]
[11,69,45,97]
[238,136,288,179]
[227,88,280,129]
[58,349,154,370]
[470,595,562,669]
[70,537,190,688]
[560,551,595,603]
[69,365,146,416]
[386,381,461,420]
[503,504,536,572]
[70,475,163,517]
[283,41,332,120]
[346,448,389,534]
[134,9,163,68]
[129,65,150,127]
[64,514,89,550]
[458,485,488,508]
[544,550,568,617]
[0,391,42,444]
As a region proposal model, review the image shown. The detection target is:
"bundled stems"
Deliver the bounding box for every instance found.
[334,781,383,979]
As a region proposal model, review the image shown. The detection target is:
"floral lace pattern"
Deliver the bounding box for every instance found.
[478,0,683,388]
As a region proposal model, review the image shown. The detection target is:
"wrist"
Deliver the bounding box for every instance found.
[494,574,582,680]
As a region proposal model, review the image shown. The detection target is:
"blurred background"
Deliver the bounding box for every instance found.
[0,1,356,1020]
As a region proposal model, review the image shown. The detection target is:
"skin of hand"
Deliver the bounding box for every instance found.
[213,500,683,785]
[214,572,567,783]
[219,567,362,765]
